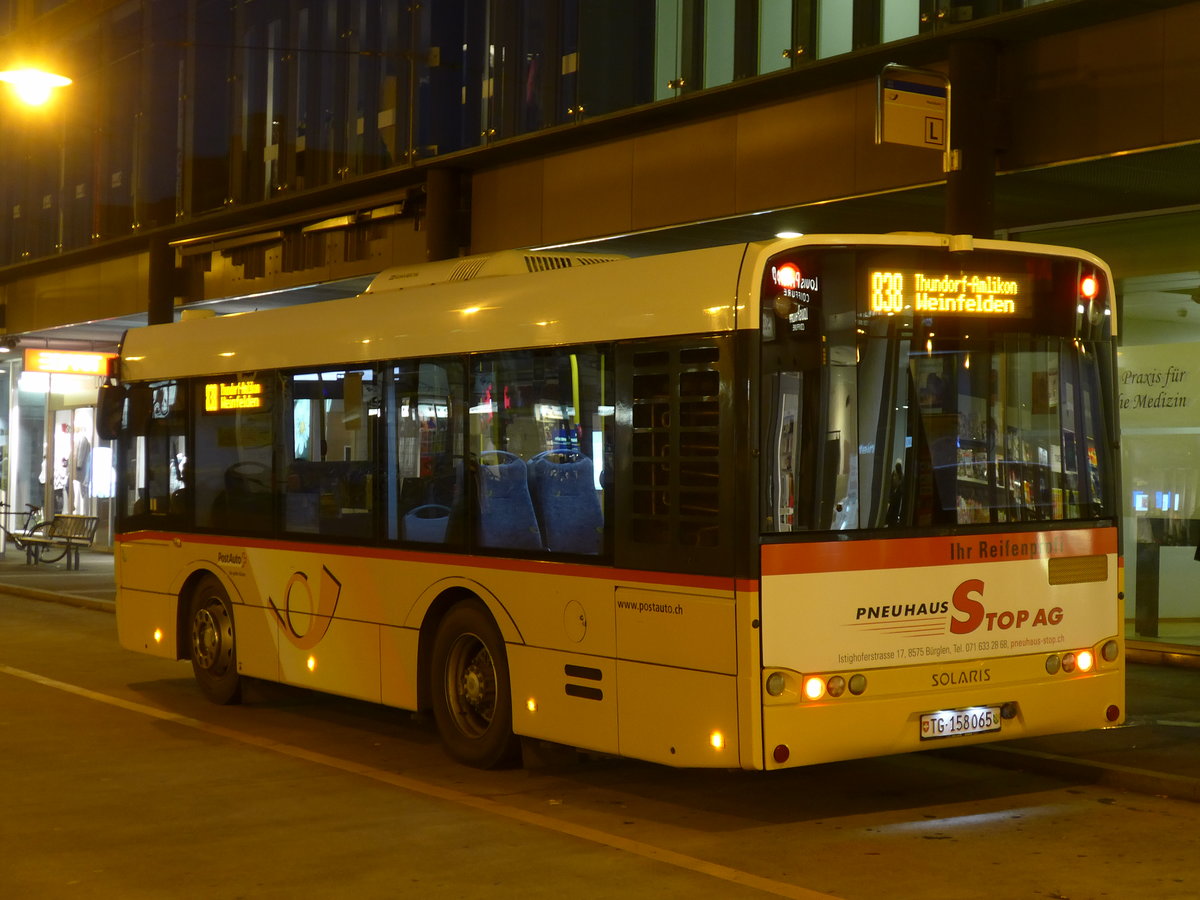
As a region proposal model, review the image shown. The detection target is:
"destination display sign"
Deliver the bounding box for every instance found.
[868,269,1032,317]
[204,379,265,412]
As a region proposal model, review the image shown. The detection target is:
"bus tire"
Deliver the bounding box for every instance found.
[188,574,242,705]
[430,600,521,769]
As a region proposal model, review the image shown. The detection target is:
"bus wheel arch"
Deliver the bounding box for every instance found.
[175,567,224,659]
[413,580,521,709]
[423,591,522,769]
[185,571,243,705]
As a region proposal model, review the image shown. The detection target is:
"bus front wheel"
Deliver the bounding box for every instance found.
[430,600,521,768]
[188,575,242,705]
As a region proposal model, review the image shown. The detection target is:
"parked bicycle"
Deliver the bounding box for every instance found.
[0,501,66,563]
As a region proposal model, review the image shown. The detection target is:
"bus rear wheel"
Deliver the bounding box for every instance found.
[188,575,242,705]
[430,600,521,768]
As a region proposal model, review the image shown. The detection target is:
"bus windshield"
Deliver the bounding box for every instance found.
[761,245,1117,532]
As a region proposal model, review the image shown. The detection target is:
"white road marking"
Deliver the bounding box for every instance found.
[1,663,840,900]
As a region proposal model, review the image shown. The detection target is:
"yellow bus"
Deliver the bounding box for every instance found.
[103,233,1124,769]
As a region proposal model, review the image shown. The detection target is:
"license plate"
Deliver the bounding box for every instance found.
[919,706,1003,741]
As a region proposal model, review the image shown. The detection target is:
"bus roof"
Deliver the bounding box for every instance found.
[120,242,753,382]
[118,233,1111,382]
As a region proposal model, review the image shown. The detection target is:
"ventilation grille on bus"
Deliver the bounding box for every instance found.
[454,252,625,279]
[524,254,624,272]
[571,255,624,265]
[447,257,492,281]
[364,249,628,293]
[525,255,574,272]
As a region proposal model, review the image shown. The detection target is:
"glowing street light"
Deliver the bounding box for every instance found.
[0,67,72,106]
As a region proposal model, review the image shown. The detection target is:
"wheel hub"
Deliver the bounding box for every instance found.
[193,609,218,667]
[447,635,496,735]
[192,602,230,674]
[461,663,486,707]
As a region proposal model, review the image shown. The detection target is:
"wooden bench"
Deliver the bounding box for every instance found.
[24,514,99,570]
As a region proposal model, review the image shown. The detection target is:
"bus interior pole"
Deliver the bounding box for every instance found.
[944,40,998,239]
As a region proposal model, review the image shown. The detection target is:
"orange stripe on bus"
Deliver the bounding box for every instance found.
[115,531,753,594]
[761,528,1117,575]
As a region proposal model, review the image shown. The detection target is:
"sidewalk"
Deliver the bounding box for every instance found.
[2,548,1198,802]
[0,545,116,610]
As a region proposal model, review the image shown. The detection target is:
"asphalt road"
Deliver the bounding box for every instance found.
[3,593,1199,899]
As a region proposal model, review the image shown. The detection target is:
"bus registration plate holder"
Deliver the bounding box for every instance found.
[919,706,1002,741]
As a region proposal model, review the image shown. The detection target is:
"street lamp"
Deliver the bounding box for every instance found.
[0,67,72,106]
[1,66,73,254]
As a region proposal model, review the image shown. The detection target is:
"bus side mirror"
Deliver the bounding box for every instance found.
[126,384,152,435]
[96,383,124,440]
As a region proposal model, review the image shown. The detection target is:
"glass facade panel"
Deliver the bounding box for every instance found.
[882,0,920,42]
[1118,342,1200,647]
[654,0,684,101]
[0,0,1074,266]
[758,0,793,73]
[14,369,47,521]
[101,3,142,240]
[1011,212,1200,654]
[704,0,736,88]
[817,1,853,59]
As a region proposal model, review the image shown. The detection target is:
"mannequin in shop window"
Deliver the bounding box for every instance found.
[51,422,70,513]
[72,426,91,514]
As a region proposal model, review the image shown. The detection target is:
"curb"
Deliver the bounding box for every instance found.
[0,584,115,614]
[1127,643,1200,669]
[941,743,1200,804]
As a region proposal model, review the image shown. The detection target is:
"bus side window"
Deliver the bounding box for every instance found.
[469,347,610,556]
[618,337,733,574]
[282,368,378,539]
[119,381,189,528]
[391,359,465,545]
[192,375,275,534]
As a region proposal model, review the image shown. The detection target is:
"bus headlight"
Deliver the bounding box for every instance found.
[803,676,825,700]
[765,671,787,697]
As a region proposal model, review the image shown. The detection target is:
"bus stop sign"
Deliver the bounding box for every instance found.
[876,64,954,172]
[880,78,946,148]
[877,64,949,151]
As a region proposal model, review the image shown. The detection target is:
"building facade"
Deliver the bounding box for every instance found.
[1,0,1198,657]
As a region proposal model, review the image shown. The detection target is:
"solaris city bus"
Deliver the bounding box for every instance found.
[102,232,1124,770]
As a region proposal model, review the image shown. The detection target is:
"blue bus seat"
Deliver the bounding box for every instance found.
[528,450,603,555]
[402,503,452,543]
[476,450,542,551]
